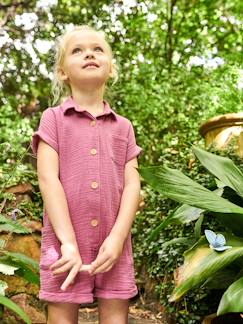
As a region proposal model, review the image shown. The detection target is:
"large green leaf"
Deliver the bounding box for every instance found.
[203,268,237,289]
[0,295,31,324]
[193,146,243,198]
[0,253,40,285]
[217,276,243,315]
[2,251,39,272]
[161,237,195,249]
[148,188,224,241]
[169,234,243,302]
[0,258,39,285]
[139,165,243,214]
[15,267,40,285]
[148,204,203,241]
[212,212,243,236]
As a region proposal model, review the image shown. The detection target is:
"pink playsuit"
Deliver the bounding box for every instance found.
[31,96,143,303]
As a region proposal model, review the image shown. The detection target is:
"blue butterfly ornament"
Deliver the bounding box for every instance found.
[205,230,232,252]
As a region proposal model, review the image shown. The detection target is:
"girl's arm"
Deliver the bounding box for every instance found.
[37,139,83,290]
[90,157,140,274]
[110,157,140,240]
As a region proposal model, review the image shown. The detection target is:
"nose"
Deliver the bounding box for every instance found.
[84,49,95,59]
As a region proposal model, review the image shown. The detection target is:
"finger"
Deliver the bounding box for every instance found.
[92,259,114,275]
[90,253,109,274]
[61,266,79,291]
[79,264,92,272]
[50,257,67,270]
[52,261,72,275]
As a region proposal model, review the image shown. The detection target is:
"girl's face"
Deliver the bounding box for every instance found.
[59,30,112,90]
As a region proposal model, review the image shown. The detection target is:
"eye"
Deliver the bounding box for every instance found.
[94,46,103,52]
[72,47,81,54]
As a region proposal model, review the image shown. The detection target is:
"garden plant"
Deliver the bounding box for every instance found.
[139,146,243,317]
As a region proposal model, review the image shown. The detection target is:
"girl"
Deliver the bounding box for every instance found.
[31,25,143,324]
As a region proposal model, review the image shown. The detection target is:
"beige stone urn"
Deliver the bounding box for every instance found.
[199,113,243,157]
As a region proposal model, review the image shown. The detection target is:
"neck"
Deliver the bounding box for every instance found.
[70,84,105,112]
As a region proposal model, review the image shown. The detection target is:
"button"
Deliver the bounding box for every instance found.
[91,219,98,227]
[90,148,97,155]
[90,120,96,126]
[91,181,98,189]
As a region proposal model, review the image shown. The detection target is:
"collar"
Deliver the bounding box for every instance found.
[61,96,117,120]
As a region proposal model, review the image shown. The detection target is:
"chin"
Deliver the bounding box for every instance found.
[77,77,107,88]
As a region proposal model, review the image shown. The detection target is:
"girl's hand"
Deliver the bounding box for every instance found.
[89,234,124,275]
[49,242,85,291]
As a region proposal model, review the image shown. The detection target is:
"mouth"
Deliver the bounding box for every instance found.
[83,62,99,69]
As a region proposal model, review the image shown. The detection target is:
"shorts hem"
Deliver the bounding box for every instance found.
[94,287,138,300]
[39,291,94,304]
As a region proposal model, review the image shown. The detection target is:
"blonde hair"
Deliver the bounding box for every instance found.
[51,25,119,105]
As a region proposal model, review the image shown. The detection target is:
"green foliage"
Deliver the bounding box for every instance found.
[139,146,243,316]
[0,0,243,322]
[0,239,39,324]
[218,276,243,315]
[0,214,31,234]
[0,295,31,324]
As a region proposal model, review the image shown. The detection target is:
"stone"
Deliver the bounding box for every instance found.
[3,293,46,324]
[5,183,34,195]
[0,234,40,296]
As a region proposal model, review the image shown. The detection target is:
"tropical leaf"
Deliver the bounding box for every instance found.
[139,165,243,214]
[161,237,194,249]
[217,276,243,315]
[172,204,205,224]
[3,251,39,272]
[148,188,223,241]
[212,212,243,236]
[169,234,243,302]
[15,267,40,285]
[193,146,243,198]
[0,295,31,324]
[0,254,40,285]
[203,268,237,289]
[194,215,204,240]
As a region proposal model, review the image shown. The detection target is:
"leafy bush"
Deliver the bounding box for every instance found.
[139,146,243,320]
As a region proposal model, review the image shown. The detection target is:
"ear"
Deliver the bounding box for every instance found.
[58,67,69,81]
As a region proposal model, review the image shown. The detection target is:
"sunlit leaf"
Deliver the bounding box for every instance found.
[193,146,243,198]
[169,234,243,302]
[217,276,243,315]
[139,165,243,214]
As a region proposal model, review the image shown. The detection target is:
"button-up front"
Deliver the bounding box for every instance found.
[90,148,97,155]
[31,96,143,304]
[91,181,98,189]
[91,219,99,227]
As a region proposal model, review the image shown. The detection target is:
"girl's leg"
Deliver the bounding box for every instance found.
[98,298,129,324]
[47,302,80,324]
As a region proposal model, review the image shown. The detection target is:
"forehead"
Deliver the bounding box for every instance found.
[65,30,108,49]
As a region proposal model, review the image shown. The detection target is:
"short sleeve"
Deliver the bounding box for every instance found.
[125,122,143,163]
[31,108,59,157]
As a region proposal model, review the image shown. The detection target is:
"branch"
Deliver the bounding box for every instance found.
[164,0,178,70]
